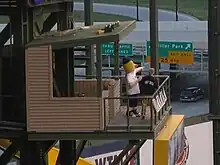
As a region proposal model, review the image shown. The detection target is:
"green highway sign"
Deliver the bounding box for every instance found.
[101,43,133,56]
[146,41,193,57]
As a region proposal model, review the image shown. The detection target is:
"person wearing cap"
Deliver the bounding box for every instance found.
[139,68,159,119]
[122,57,144,117]
[139,68,158,95]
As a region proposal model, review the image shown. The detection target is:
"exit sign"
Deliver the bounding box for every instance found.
[146,41,194,64]
[146,41,193,57]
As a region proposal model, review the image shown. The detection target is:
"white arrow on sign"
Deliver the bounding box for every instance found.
[185,44,191,50]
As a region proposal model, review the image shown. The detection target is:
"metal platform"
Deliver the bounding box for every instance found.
[107,106,152,130]
[106,105,172,135]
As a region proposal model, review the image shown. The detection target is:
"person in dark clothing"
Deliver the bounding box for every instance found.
[139,68,159,119]
[139,68,158,96]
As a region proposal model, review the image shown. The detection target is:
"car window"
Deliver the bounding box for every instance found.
[198,89,203,94]
[181,91,193,95]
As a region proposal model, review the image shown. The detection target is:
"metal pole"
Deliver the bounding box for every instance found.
[208,0,220,163]
[96,43,102,97]
[201,51,203,71]
[149,0,159,74]
[114,40,120,75]
[84,0,95,76]
[136,0,139,21]
[175,0,178,21]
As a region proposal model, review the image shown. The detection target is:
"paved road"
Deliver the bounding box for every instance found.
[172,100,209,117]
[74,2,199,21]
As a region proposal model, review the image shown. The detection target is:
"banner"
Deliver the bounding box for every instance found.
[85,150,135,165]
[154,115,189,165]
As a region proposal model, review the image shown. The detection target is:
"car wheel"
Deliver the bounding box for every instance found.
[193,97,198,102]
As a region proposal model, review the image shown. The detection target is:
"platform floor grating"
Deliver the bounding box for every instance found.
[107,106,153,129]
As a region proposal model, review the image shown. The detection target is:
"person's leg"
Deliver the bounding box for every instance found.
[130,94,141,117]
[127,95,140,117]
[141,98,148,118]
[132,95,141,117]
[141,97,151,119]
[127,96,136,117]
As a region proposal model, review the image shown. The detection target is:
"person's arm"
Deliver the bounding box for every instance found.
[127,75,142,87]
[134,66,144,74]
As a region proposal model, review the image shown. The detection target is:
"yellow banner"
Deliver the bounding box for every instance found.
[146,51,194,64]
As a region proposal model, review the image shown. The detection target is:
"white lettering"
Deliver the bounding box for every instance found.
[86,150,134,165]
[152,87,167,112]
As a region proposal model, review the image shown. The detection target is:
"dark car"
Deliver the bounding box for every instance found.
[180,87,204,102]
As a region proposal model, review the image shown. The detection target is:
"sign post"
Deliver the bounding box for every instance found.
[101,43,133,56]
[146,41,194,64]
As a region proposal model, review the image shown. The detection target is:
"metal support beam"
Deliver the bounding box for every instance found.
[60,140,76,165]
[19,6,34,45]
[55,1,74,96]
[0,51,2,121]
[96,44,102,97]
[20,141,44,165]
[136,0,139,21]
[76,140,87,162]
[84,0,93,25]
[0,22,11,121]
[208,0,220,163]
[42,140,57,163]
[84,0,95,76]
[37,142,47,165]
[0,140,19,165]
[41,13,57,34]
[114,40,120,75]
[0,7,16,15]
[175,0,179,21]
[122,140,146,165]
[110,143,134,165]
[149,0,159,74]
[2,3,33,122]
[0,23,11,48]
[44,140,57,153]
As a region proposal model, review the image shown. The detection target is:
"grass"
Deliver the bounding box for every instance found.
[76,0,208,20]
[0,11,133,24]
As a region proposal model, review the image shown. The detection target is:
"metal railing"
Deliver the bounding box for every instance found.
[103,75,172,132]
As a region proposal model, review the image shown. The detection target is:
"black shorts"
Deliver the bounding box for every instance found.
[128,94,138,108]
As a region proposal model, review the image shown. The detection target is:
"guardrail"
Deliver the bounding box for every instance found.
[103,75,172,132]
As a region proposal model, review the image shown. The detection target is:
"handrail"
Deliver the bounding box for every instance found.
[74,74,168,79]
[104,96,153,100]
[103,75,171,132]
[75,74,125,79]
[151,75,170,98]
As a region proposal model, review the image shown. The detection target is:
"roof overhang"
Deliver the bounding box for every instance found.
[26,21,136,49]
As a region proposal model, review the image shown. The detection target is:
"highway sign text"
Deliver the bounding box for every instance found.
[146,41,193,64]
[101,43,133,56]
